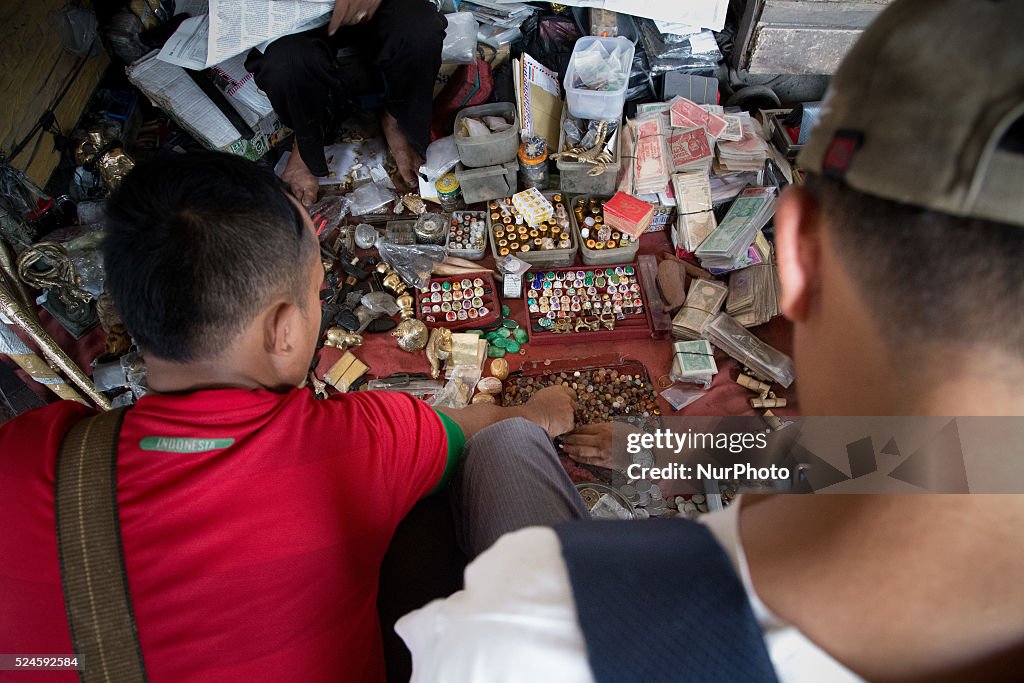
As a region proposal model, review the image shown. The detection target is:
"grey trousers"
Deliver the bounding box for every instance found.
[379,417,588,681]
[451,417,591,560]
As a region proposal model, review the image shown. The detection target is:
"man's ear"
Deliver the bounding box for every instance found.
[775,186,823,323]
[262,301,300,356]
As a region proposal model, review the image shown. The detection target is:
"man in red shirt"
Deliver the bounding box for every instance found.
[0,152,578,682]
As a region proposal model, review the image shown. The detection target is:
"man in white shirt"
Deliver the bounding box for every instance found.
[396,0,1024,679]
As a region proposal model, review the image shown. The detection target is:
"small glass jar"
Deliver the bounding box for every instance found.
[435,173,463,213]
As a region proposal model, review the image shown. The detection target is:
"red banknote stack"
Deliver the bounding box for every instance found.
[603,192,655,238]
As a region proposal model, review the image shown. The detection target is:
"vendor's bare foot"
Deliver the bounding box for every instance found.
[382,112,424,190]
[282,141,320,206]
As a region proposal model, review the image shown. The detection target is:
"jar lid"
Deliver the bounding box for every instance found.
[435,173,460,193]
[518,142,549,166]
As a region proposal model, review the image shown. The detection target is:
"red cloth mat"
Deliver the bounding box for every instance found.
[315,230,800,418]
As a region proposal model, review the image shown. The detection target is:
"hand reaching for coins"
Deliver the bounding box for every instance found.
[560,422,639,472]
[329,0,383,33]
[524,385,577,437]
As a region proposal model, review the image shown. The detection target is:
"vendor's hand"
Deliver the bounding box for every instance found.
[525,385,577,437]
[561,423,614,469]
[329,0,383,34]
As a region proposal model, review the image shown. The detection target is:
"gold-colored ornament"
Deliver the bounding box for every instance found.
[470,392,496,405]
[324,328,363,351]
[425,327,453,379]
[489,357,509,380]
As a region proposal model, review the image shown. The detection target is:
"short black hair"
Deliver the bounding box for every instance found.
[805,173,1024,356]
[103,151,316,362]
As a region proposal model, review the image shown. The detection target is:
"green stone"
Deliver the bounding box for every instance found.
[502,319,518,328]
[442,281,452,291]
[624,266,635,276]
[487,345,507,358]
[501,305,511,317]
[485,331,500,342]
[497,327,512,338]
[492,337,509,349]
[505,341,521,353]
[605,269,614,277]
[512,328,528,344]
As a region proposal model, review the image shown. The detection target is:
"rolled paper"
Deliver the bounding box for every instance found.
[736,373,771,394]
[750,397,787,409]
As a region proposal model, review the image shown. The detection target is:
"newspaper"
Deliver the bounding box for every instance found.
[500,0,727,32]
[128,51,280,155]
[158,0,331,70]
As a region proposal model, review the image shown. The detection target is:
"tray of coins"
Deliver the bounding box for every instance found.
[487,191,578,268]
[569,195,640,266]
[501,361,660,425]
[524,264,653,344]
[416,272,500,329]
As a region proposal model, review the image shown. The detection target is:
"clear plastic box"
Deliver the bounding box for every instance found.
[447,210,488,260]
[569,194,641,266]
[454,102,520,168]
[564,36,635,121]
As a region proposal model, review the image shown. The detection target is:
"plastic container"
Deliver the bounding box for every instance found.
[455,161,518,204]
[447,210,488,260]
[564,36,635,121]
[556,105,622,196]
[569,194,641,266]
[518,142,550,191]
[487,191,577,268]
[454,102,520,168]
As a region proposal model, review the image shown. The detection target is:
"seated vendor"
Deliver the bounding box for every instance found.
[246,0,447,204]
[0,152,580,682]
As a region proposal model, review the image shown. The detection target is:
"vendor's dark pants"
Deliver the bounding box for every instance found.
[378,418,589,681]
[245,0,446,176]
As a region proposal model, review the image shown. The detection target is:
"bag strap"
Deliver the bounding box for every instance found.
[555,518,780,683]
[55,406,148,683]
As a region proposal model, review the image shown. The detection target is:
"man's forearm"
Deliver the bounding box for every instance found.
[437,403,543,442]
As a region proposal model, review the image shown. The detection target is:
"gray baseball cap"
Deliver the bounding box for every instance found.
[798,0,1024,227]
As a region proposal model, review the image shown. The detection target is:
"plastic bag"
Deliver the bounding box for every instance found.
[376,240,447,290]
[347,182,396,216]
[65,232,106,298]
[430,364,482,409]
[660,384,706,411]
[636,19,721,75]
[419,135,460,183]
[441,12,478,65]
[54,8,101,58]
[572,41,629,91]
[308,194,352,232]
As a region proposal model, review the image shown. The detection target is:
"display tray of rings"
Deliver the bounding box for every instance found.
[416,272,500,330]
[524,264,653,344]
[501,359,660,425]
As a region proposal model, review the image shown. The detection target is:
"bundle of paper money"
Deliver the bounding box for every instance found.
[695,187,775,271]
[671,172,717,254]
[630,114,671,195]
[671,339,719,388]
[671,277,728,340]
[703,312,795,388]
[716,115,772,173]
[603,191,654,237]
[726,262,781,327]
[668,127,714,173]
